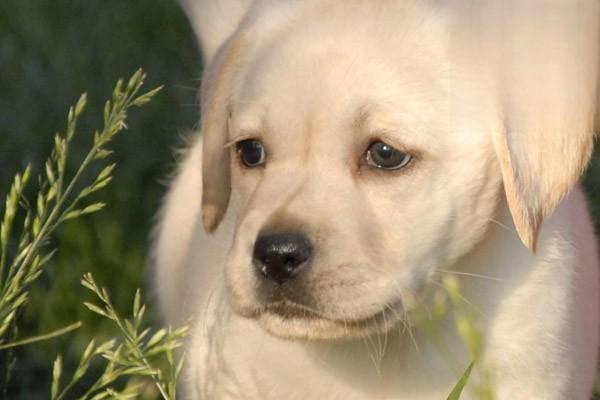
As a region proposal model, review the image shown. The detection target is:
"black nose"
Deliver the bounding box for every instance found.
[253,232,312,284]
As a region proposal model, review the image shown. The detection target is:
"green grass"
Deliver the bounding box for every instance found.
[0,1,200,398]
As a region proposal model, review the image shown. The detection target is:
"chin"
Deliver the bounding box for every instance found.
[253,300,406,341]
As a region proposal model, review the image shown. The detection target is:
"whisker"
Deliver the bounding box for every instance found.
[400,306,419,353]
[381,305,390,361]
[487,217,515,233]
[387,282,419,353]
[364,332,383,374]
[173,84,201,91]
[430,280,480,313]
[436,269,502,282]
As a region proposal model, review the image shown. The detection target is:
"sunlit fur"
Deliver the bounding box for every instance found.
[155,1,600,399]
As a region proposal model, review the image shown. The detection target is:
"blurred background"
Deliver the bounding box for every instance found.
[0,1,599,399]
[0,1,200,397]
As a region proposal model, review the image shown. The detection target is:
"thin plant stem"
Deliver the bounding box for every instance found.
[102,295,170,399]
[0,322,81,351]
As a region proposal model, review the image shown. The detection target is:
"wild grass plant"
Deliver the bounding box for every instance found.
[0,70,188,399]
[51,273,187,400]
[441,277,494,400]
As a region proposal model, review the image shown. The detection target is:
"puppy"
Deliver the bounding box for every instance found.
[154,1,600,399]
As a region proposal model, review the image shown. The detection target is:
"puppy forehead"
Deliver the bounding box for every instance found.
[237,10,449,103]
[226,1,507,160]
[230,39,451,152]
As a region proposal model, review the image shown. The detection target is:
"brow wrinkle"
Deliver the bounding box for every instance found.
[353,102,374,131]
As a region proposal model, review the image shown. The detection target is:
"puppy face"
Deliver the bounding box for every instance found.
[216,3,502,340]
[199,1,598,340]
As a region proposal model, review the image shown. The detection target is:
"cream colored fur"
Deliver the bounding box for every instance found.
[155,1,600,399]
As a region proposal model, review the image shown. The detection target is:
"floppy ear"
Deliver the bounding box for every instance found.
[200,32,246,233]
[492,0,599,251]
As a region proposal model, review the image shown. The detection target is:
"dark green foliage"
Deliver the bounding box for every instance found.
[0,1,200,398]
[584,145,600,233]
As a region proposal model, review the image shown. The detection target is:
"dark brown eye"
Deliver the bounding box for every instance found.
[237,139,266,167]
[365,141,412,170]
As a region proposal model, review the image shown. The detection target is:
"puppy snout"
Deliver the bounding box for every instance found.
[253,232,312,284]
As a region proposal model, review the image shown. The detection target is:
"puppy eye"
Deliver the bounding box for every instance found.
[237,139,266,167]
[365,141,412,170]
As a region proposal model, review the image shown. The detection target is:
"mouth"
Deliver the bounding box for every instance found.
[256,299,405,340]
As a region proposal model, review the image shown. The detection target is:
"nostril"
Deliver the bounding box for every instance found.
[253,232,312,284]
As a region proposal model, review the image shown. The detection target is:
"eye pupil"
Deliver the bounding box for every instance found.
[366,141,411,170]
[238,139,265,167]
[377,144,394,159]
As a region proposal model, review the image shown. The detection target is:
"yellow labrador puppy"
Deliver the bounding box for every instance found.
[155,1,600,399]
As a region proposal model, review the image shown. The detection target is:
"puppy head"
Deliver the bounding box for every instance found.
[199,0,599,339]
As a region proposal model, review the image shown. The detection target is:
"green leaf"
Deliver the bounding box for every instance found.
[95,339,116,355]
[122,366,155,376]
[32,216,41,236]
[146,329,167,349]
[124,319,136,338]
[45,161,56,184]
[114,78,124,100]
[47,184,57,202]
[51,355,62,400]
[81,203,106,215]
[97,164,116,183]
[94,149,113,160]
[81,339,97,363]
[0,311,16,338]
[75,92,88,117]
[0,321,81,351]
[131,86,163,107]
[61,210,82,221]
[67,106,75,124]
[9,292,29,312]
[132,289,141,318]
[94,130,102,147]
[37,249,57,269]
[90,392,111,400]
[103,100,111,125]
[175,355,185,380]
[84,302,112,319]
[136,327,150,343]
[36,193,45,217]
[134,304,146,328]
[54,136,66,170]
[126,69,143,92]
[21,164,32,186]
[447,362,474,400]
[455,314,482,360]
[81,273,98,292]
[63,203,106,221]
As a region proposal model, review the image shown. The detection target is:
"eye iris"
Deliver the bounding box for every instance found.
[367,141,410,170]
[238,139,265,167]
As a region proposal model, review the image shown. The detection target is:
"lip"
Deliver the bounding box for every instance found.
[256,299,405,340]
[264,300,322,319]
